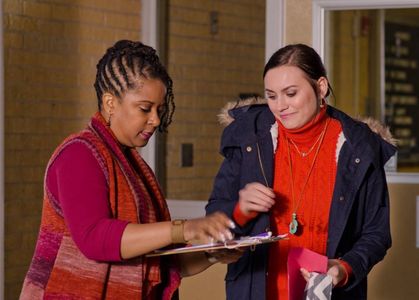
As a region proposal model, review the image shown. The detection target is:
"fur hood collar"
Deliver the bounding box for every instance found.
[218,96,397,146]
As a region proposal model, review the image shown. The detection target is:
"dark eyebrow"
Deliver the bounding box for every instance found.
[282,85,298,92]
[135,100,154,104]
[265,85,297,94]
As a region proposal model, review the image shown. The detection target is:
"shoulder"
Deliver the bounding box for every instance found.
[51,130,99,161]
[218,98,275,149]
[47,129,110,179]
[55,140,98,164]
[328,106,397,166]
[218,97,271,127]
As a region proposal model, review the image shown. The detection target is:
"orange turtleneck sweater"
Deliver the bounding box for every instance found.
[267,107,342,299]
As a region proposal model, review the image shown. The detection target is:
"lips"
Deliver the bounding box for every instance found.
[140,131,154,140]
[279,112,295,119]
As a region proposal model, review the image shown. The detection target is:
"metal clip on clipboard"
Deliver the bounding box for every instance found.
[223,231,287,251]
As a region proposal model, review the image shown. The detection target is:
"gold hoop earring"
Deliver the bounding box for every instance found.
[107,113,112,126]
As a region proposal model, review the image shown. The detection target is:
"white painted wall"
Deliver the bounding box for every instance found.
[140,0,158,172]
[265,0,285,62]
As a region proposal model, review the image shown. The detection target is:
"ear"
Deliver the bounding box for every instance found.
[317,77,329,98]
[101,92,116,114]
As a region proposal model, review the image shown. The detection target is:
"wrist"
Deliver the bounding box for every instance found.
[335,259,352,287]
[171,219,187,244]
[233,203,258,227]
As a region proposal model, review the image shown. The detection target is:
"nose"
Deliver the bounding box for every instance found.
[273,96,288,112]
[148,109,161,128]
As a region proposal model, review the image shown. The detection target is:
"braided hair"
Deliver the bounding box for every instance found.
[94,40,175,132]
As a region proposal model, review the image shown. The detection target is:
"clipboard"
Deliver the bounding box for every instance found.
[146,231,287,257]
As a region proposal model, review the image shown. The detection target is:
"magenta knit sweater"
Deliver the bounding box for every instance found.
[46,142,129,261]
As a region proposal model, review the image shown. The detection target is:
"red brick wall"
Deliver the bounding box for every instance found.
[166,0,266,200]
[3,0,141,297]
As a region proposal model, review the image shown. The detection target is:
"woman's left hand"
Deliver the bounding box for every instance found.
[206,248,243,264]
[326,259,345,286]
[300,259,345,287]
[178,248,243,277]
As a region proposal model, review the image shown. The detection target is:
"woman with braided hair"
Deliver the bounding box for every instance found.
[20,40,238,299]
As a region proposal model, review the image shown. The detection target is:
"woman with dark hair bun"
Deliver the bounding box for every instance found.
[207,44,396,299]
[20,40,238,299]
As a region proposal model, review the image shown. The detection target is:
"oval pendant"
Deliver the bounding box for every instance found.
[289,213,298,235]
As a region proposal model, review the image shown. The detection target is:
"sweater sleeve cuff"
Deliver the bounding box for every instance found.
[335,259,353,287]
[232,203,258,227]
[107,220,130,261]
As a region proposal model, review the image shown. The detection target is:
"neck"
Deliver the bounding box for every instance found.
[277,106,328,146]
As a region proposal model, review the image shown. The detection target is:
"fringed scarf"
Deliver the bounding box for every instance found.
[20,112,180,299]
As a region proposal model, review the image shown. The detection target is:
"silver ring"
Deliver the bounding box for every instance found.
[207,256,218,263]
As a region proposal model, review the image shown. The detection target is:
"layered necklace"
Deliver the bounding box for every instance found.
[288,130,323,157]
[286,118,330,235]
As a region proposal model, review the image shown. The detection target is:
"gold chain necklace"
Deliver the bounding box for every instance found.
[288,129,324,157]
[287,119,330,235]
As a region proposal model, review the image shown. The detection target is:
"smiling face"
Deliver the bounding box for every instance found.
[264,65,328,129]
[101,77,166,148]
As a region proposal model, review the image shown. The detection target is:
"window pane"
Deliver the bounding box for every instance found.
[326,9,419,172]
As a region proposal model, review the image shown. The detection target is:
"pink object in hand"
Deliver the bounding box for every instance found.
[287,247,328,300]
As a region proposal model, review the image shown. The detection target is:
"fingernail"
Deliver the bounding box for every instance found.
[226,231,233,240]
[229,220,236,229]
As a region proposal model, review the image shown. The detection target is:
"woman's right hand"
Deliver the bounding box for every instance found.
[183,212,235,244]
[238,182,275,216]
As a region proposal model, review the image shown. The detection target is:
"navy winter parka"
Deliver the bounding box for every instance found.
[206,103,396,300]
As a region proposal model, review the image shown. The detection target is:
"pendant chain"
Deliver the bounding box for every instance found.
[287,119,330,235]
[256,143,269,187]
[288,129,324,157]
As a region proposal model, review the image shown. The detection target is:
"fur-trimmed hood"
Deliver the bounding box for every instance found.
[218,96,397,146]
